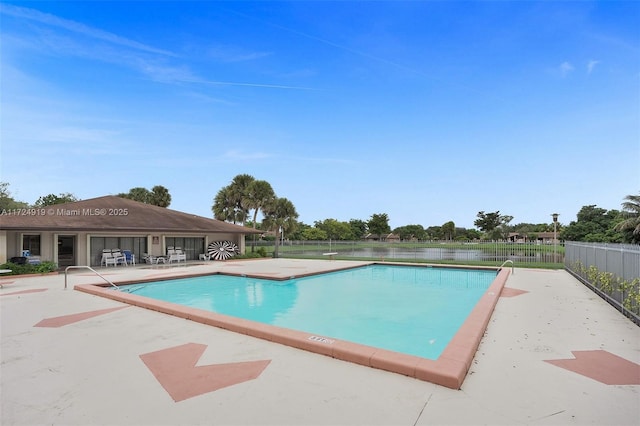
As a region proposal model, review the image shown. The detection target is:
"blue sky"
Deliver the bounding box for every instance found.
[1,1,638,229]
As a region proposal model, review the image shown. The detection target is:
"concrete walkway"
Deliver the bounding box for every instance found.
[1,259,639,425]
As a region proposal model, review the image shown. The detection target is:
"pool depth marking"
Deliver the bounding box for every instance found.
[309,336,335,344]
[75,265,510,389]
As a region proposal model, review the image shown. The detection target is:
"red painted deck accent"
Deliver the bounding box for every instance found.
[545,350,640,385]
[34,306,129,327]
[140,343,271,402]
[75,267,511,389]
[1,288,48,296]
[500,287,528,297]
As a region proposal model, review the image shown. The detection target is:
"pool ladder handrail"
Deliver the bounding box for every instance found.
[64,266,119,290]
[499,259,514,274]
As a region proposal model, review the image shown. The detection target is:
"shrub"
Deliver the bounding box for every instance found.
[0,261,58,275]
[233,252,264,259]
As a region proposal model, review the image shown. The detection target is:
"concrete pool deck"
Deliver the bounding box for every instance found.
[1,259,639,425]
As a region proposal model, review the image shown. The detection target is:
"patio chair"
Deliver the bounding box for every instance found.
[167,248,186,263]
[175,247,187,261]
[111,249,127,266]
[101,250,117,267]
[122,250,135,265]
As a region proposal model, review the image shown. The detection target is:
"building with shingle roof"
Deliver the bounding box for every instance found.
[0,195,261,267]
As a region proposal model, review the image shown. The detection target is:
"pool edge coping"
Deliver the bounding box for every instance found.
[74,264,510,390]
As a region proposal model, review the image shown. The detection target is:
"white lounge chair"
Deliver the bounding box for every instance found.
[111,249,127,266]
[167,248,186,263]
[101,250,117,267]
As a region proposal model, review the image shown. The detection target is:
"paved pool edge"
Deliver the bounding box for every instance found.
[75,265,510,389]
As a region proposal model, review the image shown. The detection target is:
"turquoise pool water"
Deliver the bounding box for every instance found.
[122,265,496,360]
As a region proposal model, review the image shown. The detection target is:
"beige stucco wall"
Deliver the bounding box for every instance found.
[1,231,247,267]
[0,231,7,264]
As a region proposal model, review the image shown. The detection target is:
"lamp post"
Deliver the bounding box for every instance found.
[552,213,559,263]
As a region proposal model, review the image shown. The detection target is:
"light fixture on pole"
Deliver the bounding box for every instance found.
[552,213,559,263]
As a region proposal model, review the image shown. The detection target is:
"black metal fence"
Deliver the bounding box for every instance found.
[254,240,565,266]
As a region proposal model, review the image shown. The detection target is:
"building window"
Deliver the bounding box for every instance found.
[22,235,41,256]
[165,237,204,261]
[89,236,147,266]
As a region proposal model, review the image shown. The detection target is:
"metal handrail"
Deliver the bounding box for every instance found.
[64,266,119,290]
[499,259,514,274]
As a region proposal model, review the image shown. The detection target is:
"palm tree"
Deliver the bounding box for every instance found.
[212,187,238,223]
[614,193,640,243]
[229,174,255,226]
[245,180,276,251]
[150,185,171,207]
[263,197,298,258]
[117,185,171,207]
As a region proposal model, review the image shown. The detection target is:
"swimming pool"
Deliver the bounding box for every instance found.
[120,265,496,360]
[76,261,511,389]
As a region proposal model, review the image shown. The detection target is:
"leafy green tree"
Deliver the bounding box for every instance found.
[614,193,640,243]
[0,182,28,210]
[458,229,482,240]
[497,215,514,240]
[118,187,151,203]
[301,227,328,240]
[474,211,502,233]
[425,226,443,240]
[393,224,426,240]
[441,221,456,241]
[314,219,353,240]
[262,197,299,258]
[33,193,79,207]
[287,222,310,240]
[561,205,621,242]
[349,219,368,239]
[458,228,482,240]
[368,213,391,240]
[474,211,512,240]
[118,185,171,207]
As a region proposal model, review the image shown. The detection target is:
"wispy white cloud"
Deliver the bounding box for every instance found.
[207,45,272,63]
[136,61,199,83]
[559,61,574,77]
[587,59,600,74]
[0,3,175,57]
[200,79,319,90]
[172,76,319,90]
[1,4,316,92]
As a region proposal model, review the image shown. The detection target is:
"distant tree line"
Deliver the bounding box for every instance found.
[3,180,638,244]
[0,182,173,210]
[116,185,172,207]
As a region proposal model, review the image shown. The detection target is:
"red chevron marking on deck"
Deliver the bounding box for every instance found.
[140,343,271,402]
[500,287,528,297]
[34,306,129,327]
[545,350,640,385]
[1,288,48,296]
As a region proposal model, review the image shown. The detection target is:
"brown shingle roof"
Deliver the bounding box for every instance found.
[0,195,261,234]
